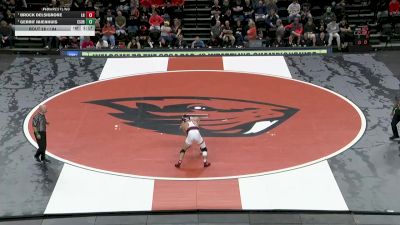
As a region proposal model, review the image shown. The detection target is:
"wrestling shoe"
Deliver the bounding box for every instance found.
[175,160,182,168]
[204,161,211,167]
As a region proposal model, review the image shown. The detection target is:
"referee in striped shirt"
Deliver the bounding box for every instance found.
[33,105,50,163]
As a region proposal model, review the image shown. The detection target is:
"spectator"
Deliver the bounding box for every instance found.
[159,36,169,47]
[172,18,182,37]
[7,0,16,13]
[221,0,231,15]
[95,19,102,40]
[245,19,257,41]
[127,37,141,49]
[210,20,223,47]
[174,34,188,48]
[211,0,221,16]
[234,20,245,36]
[275,19,285,39]
[149,10,164,31]
[116,0,130,14]
[265,0,278,14]
[233,20,245,48]
[0,20,12,48]
[4,10,14,27]
[127,8,141,36]
[287,0,301,22]
[138,25,154,48]
[149,27,161,46]
[118,41,126,48]
[81,36,94,49]
[303,18,316,46]
[266,8,279,29]
[317,21,327,46]
[222,20,235,47]
[273,35,285,47]
[96,38,109,49]
[221,9,234,26]
[327,18,341,50]
[191,36,205,48]
[140,0,152,9]
[102,21,116,47]
[104,9,115,25]
[243,0,254,22]
[300,4,312,25]
[322,7,336,24]
[58,36,69,49]
[232,0,244,22]
[140,14,150,28]
[339,18,352,48]
[234,31,244,47]
[211,10,221,26]
[285,17,303,46]
[115,10,127,36]
[130,0,139,9]
[85,0,95,11]
[160,21,173,46]
[254,0,267,23]
[389,0,400,16]
[69,36,80,49]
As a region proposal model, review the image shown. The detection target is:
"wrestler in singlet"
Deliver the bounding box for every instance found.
[175,115,211,168]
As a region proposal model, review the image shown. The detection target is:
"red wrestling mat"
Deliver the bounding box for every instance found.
[27,70,363,180]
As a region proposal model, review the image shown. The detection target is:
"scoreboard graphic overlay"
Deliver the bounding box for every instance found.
[15,8,95,36]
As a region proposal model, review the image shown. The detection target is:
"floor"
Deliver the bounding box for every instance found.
[1,212,400,225]
[0,53,400,221]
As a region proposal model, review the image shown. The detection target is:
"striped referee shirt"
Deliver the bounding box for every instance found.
[32,113,47,132]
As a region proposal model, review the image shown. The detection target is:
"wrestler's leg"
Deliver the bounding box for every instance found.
[199,140,210,167]
[179,142,191,161]
[175,141,191,168]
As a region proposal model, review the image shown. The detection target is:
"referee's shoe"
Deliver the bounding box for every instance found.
[42,158,51,163]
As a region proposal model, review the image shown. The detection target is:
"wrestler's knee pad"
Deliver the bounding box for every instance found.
[201,147,207,157]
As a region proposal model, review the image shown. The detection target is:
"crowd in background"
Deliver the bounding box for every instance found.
[208,0,353,49]
[0,0,399,49]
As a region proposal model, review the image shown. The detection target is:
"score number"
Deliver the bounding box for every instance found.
[80,11,95,18]
[86,11,95,18]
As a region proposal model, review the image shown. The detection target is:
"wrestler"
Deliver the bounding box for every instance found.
[175,114,211,168]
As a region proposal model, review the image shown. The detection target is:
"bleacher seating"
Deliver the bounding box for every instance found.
[2,0,400,53]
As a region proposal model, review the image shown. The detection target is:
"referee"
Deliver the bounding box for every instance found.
[390,97,400,140]
[33,105,50,163]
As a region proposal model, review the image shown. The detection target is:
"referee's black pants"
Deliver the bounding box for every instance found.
[34,131,47,160]
[391,116,400,138]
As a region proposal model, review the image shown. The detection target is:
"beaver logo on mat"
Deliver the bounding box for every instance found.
[86,96,298,137]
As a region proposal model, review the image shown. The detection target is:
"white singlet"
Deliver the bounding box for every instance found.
[185,121,206,148]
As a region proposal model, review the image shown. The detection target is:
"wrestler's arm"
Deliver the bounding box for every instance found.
[180,122,187,135]
[192,117,200,126]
